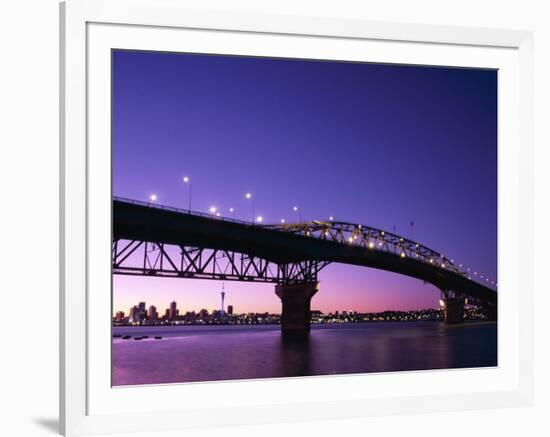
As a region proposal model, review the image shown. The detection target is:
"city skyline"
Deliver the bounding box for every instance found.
[113,50,497,315]
[113,295,490,327]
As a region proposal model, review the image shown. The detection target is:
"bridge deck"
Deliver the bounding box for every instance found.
[113,199,497,305]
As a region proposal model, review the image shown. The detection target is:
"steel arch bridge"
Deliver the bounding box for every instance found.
[112,197,497,309]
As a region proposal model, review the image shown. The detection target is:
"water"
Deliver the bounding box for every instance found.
[112,322,497,386]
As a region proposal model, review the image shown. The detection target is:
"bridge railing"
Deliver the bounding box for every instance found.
[113,196,254,226]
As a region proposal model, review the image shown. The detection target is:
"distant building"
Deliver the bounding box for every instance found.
[148,305,158,322]
[169,301,177,321]
[138,302,147,320]
[128,305,140,323]
[227,305,233,315]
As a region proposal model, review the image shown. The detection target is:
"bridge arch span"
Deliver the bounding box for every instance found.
[112,198,497,333]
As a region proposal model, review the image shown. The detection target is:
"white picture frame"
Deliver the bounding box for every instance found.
[60,0,534,435]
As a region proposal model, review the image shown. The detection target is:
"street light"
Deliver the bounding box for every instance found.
[256,216,263,223]
[280,218,285,224]
[209,206,217,214]
[149,194,157,203]
[229,207,235,220]
[245,193,255,224]
[293,206,302,223]
[183,176,191,212]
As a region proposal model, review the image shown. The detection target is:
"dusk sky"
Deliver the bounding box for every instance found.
[112,50,497,316]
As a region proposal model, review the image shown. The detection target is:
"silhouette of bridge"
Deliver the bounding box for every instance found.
[113,197,497,335]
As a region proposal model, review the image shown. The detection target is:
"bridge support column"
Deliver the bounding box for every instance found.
[442,298,464,324]
[275,282,319,336]
[483,305,497,322]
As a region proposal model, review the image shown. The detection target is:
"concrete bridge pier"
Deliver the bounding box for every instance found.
[275,282,319,336]
[442,298,465,324]
[483,304,498,322]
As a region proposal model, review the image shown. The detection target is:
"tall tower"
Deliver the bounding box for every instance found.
[220,283,226,315]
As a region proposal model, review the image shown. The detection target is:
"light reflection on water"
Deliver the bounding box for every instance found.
[112,322,497,386]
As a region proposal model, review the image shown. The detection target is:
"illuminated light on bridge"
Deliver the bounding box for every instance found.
[292,206,302,224]
[280,219,285,224]
[209,206,217,214]
[216,212,221,217]
[149,194,157,202]
[112,197,497,335]
[245,193,255,223]
[182,177,192,212]
[329,216,334,221]
[229,207,234,213]
[256,216,263,223]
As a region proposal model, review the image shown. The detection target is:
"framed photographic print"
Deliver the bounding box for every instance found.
[60,0,534,435]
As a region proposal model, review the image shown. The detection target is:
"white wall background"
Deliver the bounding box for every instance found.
[0,1,547,436]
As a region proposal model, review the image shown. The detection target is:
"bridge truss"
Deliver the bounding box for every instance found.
[112,239,330,284]
[112,197,497,308]
[267,221,464,276]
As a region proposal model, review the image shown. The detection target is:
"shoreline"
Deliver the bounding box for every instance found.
[112,319,496,329]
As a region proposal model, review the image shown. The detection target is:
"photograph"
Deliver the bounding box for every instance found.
[111,49,498,387]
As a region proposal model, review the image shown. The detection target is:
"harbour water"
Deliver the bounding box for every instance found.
[112,321,497,386]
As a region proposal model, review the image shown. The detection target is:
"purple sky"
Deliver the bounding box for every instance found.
[112,50,497,316]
